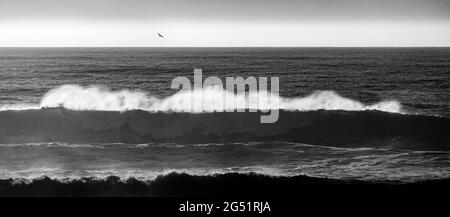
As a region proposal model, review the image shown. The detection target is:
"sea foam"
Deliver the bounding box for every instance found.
[26,84,403,113]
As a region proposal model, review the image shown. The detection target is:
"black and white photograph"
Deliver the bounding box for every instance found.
[0,0,449,215]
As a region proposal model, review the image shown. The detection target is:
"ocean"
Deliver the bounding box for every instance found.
[0,48,449,195]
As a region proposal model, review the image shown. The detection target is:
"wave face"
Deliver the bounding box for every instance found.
[8,84,402,113]
[0,109,448,150]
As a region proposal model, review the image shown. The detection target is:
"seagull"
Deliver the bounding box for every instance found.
[157,33,164,38]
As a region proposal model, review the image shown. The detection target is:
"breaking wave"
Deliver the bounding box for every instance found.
[2,84,402,113]
[0,85,447,150]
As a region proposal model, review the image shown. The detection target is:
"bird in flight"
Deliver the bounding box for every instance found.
[157,33,164,38]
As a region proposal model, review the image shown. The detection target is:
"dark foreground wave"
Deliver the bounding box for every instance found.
[1,172,449,197]
[0,109,449,150]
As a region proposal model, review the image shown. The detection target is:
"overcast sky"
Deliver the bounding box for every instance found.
[0,0,449,46]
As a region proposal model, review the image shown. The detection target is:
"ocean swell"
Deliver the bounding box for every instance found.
[1,173,449,197]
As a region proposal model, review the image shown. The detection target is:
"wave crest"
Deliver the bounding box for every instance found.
[34,84,402,113]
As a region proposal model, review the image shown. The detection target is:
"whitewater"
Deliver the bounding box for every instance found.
[1,84,403,113]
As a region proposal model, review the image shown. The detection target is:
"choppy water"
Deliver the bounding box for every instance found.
[0,142,448,182]
[0,48,449,182]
